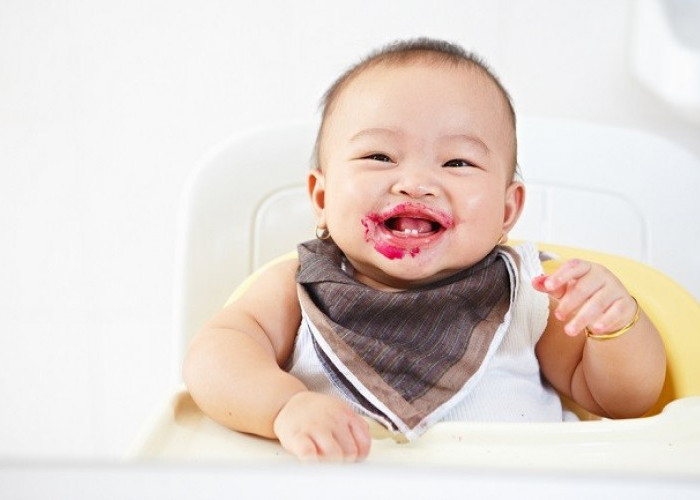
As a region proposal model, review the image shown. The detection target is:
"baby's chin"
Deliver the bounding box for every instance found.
[351,256,466,291]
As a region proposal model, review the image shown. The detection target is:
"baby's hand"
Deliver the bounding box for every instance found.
[532,259,637,337]
[273,391,371,462]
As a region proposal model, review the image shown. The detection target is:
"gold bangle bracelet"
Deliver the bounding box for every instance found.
[585,296,640,341]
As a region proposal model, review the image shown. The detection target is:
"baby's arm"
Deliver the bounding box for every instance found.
[182,258,370,461]
[533,259,666,418]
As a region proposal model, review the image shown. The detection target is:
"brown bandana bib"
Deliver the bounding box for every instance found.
[295,239,518,438]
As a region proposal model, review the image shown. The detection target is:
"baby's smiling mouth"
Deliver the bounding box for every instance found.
[361,203,454,259]
[384,216,442,236]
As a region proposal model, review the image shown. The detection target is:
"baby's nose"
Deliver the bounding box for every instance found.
[398,184,438,198]
[391,175,441,198]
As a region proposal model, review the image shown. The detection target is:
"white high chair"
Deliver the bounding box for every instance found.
[130,117,700,478]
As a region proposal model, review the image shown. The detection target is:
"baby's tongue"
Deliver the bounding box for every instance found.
[390,216,434,233]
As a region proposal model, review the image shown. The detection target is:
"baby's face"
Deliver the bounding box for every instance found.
[309,61,523,290]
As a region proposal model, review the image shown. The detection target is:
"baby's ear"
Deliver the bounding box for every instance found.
[307,169,327,224]
[502,181,525,233]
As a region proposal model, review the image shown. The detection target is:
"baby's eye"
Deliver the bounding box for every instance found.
[443,159,475,168]
[363,153,393,163]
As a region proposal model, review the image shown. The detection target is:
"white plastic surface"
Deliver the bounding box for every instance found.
[130,389,700,478]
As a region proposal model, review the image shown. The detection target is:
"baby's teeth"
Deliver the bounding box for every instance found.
[403,229,419,235]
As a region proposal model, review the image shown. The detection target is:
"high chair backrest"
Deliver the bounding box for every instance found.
[173,117,700,408]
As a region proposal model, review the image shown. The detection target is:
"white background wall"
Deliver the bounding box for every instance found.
[1,0,699,459]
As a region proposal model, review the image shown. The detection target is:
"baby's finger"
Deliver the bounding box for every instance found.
[586,296,636,335]
[554,272,604,322]
[349,417,372,460]
[543,259,591,294]
[282,433,319,462]
[531,275,547,292]
[563,287,618,336]
[310,430,345,462]
[532,274,566,300]
[331,425,362,462]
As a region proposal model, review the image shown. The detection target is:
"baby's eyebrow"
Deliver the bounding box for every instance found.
[349,127,402,142]
[349,128,490,155]
[441,133,490,155]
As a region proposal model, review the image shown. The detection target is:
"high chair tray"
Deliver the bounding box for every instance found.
[130,389,700,478]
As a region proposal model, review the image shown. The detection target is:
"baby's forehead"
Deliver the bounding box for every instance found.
[317,59,517,173]
[330,61,512,133]
[350,59,476,90]
[332,59,511,121]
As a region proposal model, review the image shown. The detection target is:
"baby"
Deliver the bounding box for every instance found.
[183,38,666,462]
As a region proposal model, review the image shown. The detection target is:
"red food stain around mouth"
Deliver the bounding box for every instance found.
[361,203,452,260]
[372,241,420,260]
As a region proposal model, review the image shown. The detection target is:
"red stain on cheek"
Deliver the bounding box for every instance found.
[364,213,383,225]
[361,217,372,238]
[361,215,378,243]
